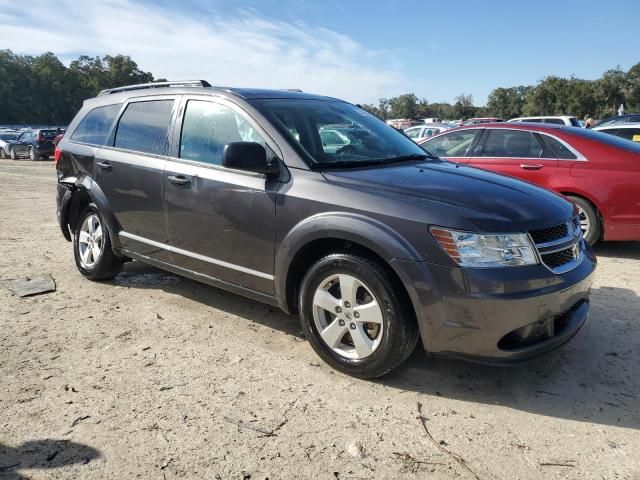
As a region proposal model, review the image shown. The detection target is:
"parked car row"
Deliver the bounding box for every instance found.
[0,127,65,160]
[419,122,640,245]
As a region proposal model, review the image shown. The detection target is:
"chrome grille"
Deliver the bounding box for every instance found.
[530,217,584,274]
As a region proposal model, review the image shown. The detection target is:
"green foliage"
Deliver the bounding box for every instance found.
[365,63,640,122]
[1,50,156,124]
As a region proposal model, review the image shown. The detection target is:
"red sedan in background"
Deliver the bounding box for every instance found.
[419,123,640,244]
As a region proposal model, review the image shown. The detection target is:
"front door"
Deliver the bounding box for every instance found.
[467,128,558,186]
[94,97,176,261]
[164,97,280,294]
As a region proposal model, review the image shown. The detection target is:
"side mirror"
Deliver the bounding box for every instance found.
[222,142,279,177]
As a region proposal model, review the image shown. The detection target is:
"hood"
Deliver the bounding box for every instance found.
[322,159,574,232]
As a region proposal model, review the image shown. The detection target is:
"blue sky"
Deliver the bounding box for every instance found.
[1,0,638,105]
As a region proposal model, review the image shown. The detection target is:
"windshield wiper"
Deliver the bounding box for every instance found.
[379,153,434,164]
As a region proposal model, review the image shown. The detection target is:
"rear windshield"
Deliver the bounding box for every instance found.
[567,127,640,153]
[40,130,58,138]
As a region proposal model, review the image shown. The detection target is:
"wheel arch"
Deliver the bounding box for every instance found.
[559,190,604,239]
[275,213,422,316]
[63,175,123,250]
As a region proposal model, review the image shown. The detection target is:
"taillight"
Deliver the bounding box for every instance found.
[54,146,62,166]
[36,133,43,142]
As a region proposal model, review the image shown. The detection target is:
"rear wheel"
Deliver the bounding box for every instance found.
[28,146,35,161]
[0,148,6,159]
[299,253,418,378]
[73,204,123,280]
[568,195,600,245]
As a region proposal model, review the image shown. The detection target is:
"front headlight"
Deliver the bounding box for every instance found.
[430,227,538,268]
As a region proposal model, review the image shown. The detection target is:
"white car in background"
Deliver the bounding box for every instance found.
[508,116,581,127]
[593,122,640,142]
[403,124,452,142]
[0,131,18,159]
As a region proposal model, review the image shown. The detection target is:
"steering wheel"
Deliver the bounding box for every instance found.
[335,144,358,155]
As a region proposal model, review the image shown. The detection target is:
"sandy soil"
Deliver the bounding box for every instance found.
[0,159,638,480]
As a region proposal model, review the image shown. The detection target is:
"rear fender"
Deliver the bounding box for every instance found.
[61,175,123,251]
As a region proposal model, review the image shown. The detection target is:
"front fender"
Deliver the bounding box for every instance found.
[274,212,423,312]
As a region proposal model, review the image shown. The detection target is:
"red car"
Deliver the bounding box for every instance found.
[419,123,640,244]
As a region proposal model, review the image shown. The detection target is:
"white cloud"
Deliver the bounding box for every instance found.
[0,0,407,104]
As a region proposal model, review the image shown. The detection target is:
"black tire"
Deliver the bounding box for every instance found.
[9,148,16,160]
[0,148,6,159]
[28,146,35,161]
[299,254,419,379]
[567,195,600,245]
[73,203,123,280]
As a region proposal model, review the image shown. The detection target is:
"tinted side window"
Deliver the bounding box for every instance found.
[180,100,265,165]
[481,130,543,158]
[114,100,174,155]
[618,129,640,142]
[424,130,479,157]
[541,135,577,159]
[525,118,542,123]
[543,118,564,125]
[71,104,122,146]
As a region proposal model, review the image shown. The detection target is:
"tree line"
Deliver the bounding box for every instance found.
[1,49,638,124]
[0,50,161,125]
[361,63,640,121]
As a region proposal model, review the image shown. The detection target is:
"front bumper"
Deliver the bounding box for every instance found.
[391,243,597,363]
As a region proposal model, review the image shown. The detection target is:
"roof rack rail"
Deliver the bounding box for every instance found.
[98,80,212,96]
[281,88,303,92]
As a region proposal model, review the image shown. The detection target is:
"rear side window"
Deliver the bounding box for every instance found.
[481,130,543,158]
[541,135,577,159]
[543,118,564,125]
[114,100,174,155]
[71,104,122,146]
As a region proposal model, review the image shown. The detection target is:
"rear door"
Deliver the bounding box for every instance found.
[467,128,558,187]
[94,96,177,261]
[163,96,281,294]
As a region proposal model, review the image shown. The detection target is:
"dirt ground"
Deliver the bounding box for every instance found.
[0,159,638,480]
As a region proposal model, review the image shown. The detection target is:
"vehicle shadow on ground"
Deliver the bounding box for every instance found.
[112,262,639,431]
[593,241,640,260]
[0,439,100,479]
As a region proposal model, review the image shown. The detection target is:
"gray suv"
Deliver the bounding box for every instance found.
[56,80,596,378]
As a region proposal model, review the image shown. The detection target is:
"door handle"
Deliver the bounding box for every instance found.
[167,175,192,187]
[520,163,543,170]
[96,161,113,171]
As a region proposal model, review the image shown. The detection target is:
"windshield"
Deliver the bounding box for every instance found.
[252,99,430,166]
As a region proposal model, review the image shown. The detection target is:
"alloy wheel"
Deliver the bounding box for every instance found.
[28,147,35,160]
[78,213,104,269]
[9,148,15,160]
[577,205,591,240]
[312,274,384,359]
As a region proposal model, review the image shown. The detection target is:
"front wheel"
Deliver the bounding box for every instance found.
[73,204,123,280]
[567,195,600,245]
[299,254,419,378]
[9,148,16,160]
